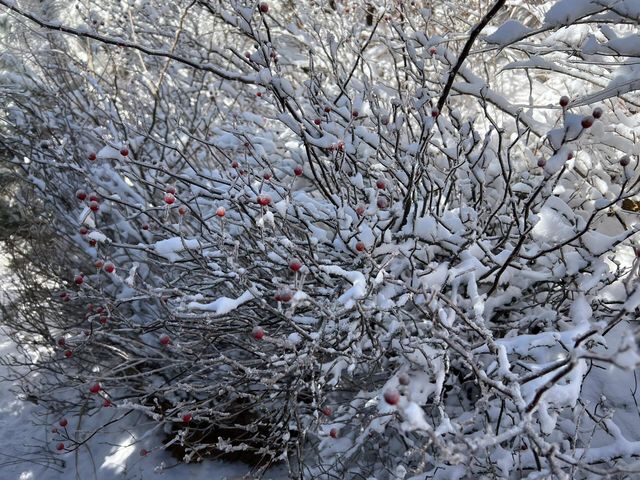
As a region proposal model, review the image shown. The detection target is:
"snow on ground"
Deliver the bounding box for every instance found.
[0,257,286,480]
[0,328,288,480]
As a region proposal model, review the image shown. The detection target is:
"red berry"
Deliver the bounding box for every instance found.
[159,334,171,346]
[321,406,332,416]
[182,413,192,424]
[89,383,101,394]
[89,201,99,212]
[104,262,115,273]
[289,261,302,272]
[120,148,129,157]
[314,118,321,125]
[635,246,640,257]
[57,337,66,347]
[258,195,271,206]
[559,96,570,108]
[355,205,365,216]
[592,107,603,119]
[537,158,546,168]
[142,224,150,230]
[178,206,188,216]
[352,111,359,118]
[355,242,365,252]
[256,92,262,97]
[88,192,99,202]
[263,172,272,180]
[74,275,84,285]
[99,315,108,325]
[164,194,175,205]
[329,428,338,438]
[337,141,345,151]
[140,448,149,457]
[429,47,437,55]
[567,152,574,160]
[76,189,87,201]
[79,226,89,235]
[56,443,65,451]
[64,350,73,358]
[216,207,226,217]
[275,289,293,302]
[324,105,331,113]
[581,116,594,129]
[431,108,440,118]
[103,399,112,407]
[165,185,177,195]
[377,197,388,209]
[398,374,410,385]
[620,155,630,167]
[231,160,239,169]
[282,292,293,302]
[89,239,97,247]
[259,2,269,13]
[88,152,97,161]
[252,326,265,340]
[59,418,68,427]
[383,388,400,405]
[95,260,104,269]
[376,179,386,190]
[293,165,303,176]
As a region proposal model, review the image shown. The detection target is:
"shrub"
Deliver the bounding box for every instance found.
[1,0,640,478]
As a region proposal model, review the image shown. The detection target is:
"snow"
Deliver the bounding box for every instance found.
[318,265,367,309]
[87,230,109,243]
[603,32,640,57]
[153,237,201,262]
[187,290,254,315]
[484,20,533,46]
[544,0,603,26]
[0,328,290,479]
[97,145,122,160]
[287,332,302,345]
[27,174,46,190]
[530,201,576,243]
[78,206,96,228]
[400,402,431,432]
[3,0,640,477]
[545,0,640,26]
[211,132,241,149]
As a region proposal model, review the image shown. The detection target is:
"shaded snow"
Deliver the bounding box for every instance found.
[485,20,532,46]
[153,237,201,262]
[0,328,287,480]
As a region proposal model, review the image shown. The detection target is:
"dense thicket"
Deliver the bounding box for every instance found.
[1,1,640,478]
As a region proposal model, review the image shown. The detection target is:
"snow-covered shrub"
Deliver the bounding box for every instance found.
[1,0,640,478]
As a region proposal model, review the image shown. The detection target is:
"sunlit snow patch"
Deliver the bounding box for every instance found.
[187,290,254,315]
